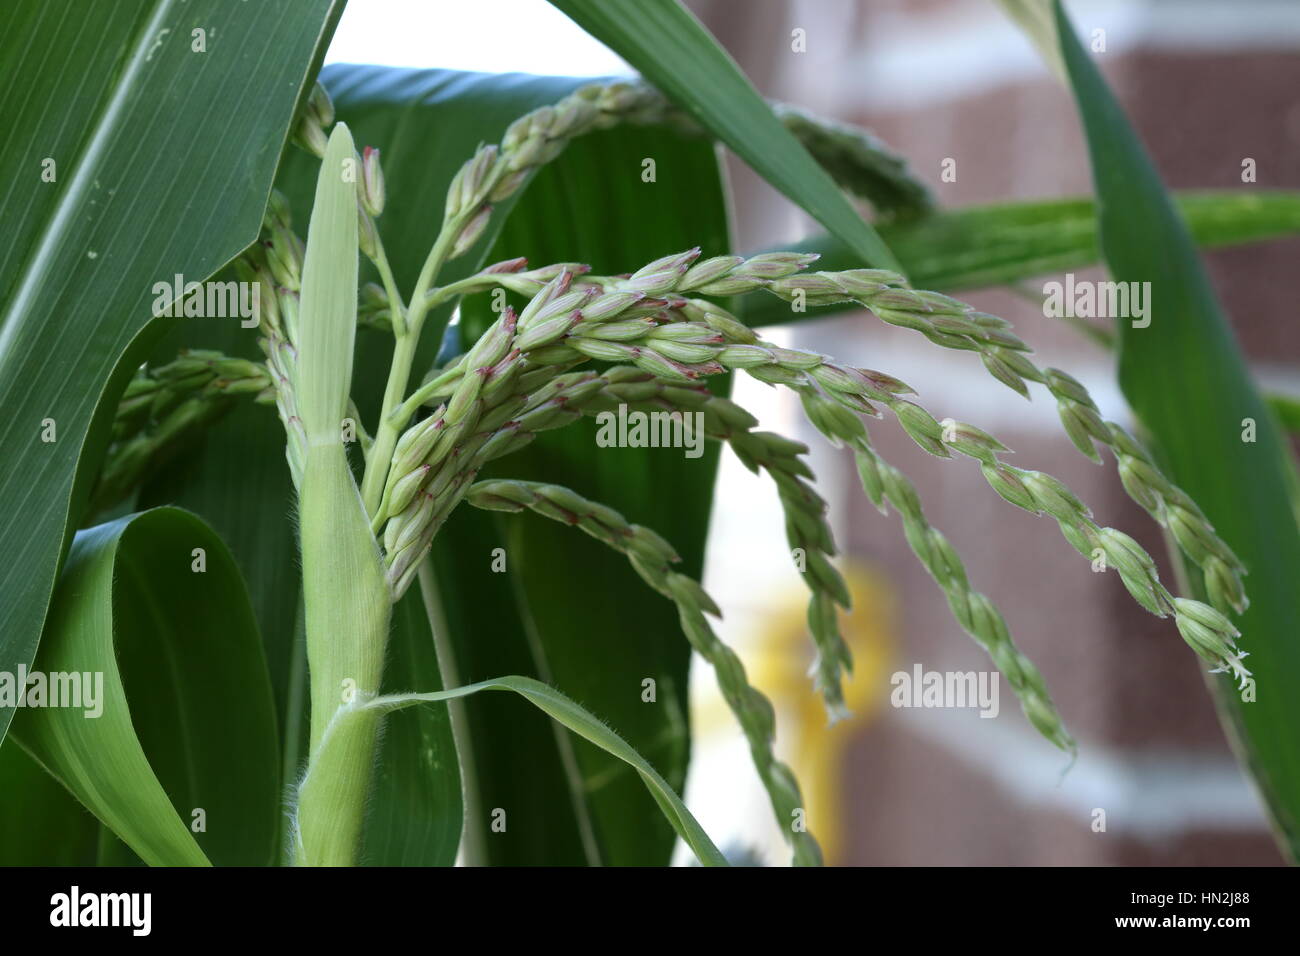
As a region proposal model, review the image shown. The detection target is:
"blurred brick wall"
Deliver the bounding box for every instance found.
[691,0,1297,865]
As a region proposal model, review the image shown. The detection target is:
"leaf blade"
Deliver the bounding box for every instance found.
[1050,0,1300,855]
[550,0,900,271]
[739,190,1300,327]
[9,507,279,866]
[0,0,342,748]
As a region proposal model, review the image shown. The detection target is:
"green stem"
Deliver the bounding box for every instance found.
[416,560,485,865]
[365,230,408,335]
[359,214,467,516]
[391,364,464,430]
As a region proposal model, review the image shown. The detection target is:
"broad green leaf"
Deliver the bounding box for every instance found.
[739,191,1300,328]
[551,0,900,272]
[7,507,279,866]
[0,0,343,748]
[368,676,727,867]
[137,378,304,767]
[1051,0,1300,856]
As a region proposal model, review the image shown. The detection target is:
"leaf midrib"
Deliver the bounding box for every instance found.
[0,0,178,364]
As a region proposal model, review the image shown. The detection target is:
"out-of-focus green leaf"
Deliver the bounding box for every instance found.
[1051,0,1300,857]
[551,0,900,271]
[8,507,279,866]
[140,386,463,865]
[1268,393,1300,435]
[0,0,342,748]
[739,191,1300,328]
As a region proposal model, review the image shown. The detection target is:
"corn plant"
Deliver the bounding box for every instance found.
[2,0,1298,866]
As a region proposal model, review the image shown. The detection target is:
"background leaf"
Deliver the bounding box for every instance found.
[1051,0,1300,856]
[738,191,1300,328]
[550,0,899,271]
[9,507,279,867]
[0,0,342,748]
[137,366,305,781]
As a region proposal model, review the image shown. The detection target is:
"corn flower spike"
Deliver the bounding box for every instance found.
[401,248,1246,713]
[292,81,334,158]
[579,372,854,721]
[745,266,1248,616]
[435,76,929,267]
[238,197,308,488]
[89,351,273,517]
[576,249,1245,621]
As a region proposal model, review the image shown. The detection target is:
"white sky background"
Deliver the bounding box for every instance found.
[324,0,634,75]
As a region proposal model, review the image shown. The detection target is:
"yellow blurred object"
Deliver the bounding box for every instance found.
[692,561,897,865]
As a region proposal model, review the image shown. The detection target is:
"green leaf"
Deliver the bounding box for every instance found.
[1268,393,1300,436]
[739,191,1300,328]
[139,387,462,865]
[550,0,900,271]
[7,507,279,866]
[368,676,727,867]
[0,0,343,748]
[1051,0,1300,857]
[136,374,305,781]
